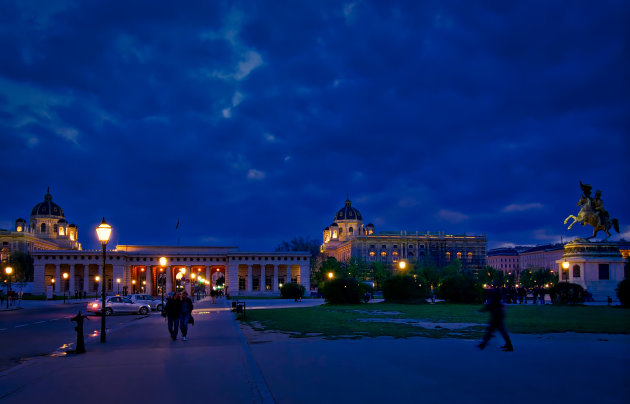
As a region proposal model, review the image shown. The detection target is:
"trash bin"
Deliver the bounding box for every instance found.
[236,302,246,315]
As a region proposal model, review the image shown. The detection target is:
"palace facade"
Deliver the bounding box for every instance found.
[321,198,487,270]
[4,190,309,297]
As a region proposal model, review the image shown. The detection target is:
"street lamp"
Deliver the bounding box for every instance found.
[94,276,99,298]
[132,279,136,293]
[96,217,112,343]
[116,278,121,295]
[142,280,146,293]
[398,261,407,270]
[159,257,167,316]
[62,272,69,303]
[5,267,12,308]
[562,261,570,282]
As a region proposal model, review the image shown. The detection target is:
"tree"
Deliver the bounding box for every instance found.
[276,236,322,289]
[2,252,34,283]
[520,268,558,288]
[370,262,391,289]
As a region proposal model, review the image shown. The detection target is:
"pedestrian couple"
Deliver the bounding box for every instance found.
[164,291,194,341]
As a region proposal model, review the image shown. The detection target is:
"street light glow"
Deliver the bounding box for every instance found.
[562,261,570,269]
[5,266,13,275]
[159,257,167,266]
[399,261,406,269]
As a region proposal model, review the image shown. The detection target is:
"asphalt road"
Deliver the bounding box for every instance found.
[0,303,152,373]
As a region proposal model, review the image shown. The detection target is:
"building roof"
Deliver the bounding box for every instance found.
[334,198,362,221]
[31,188,65,218]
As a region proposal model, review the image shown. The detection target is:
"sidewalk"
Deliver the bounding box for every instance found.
[1,298,628,404]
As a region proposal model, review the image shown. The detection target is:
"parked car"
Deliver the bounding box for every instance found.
[87,296,150,316]
[127,294,163,311]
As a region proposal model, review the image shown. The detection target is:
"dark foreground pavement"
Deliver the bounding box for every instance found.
[1,298,628,404]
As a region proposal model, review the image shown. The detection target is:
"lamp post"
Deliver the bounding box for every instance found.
[398,261,407,270]
[94,276,99,299]
[51,278,55,299]
[562,261,570,283]
[5,267,12,308]
[116,278,121,295]
[132,279,136,294]
[62,272,69,303]
[96,217,112,343]
[142,280,146,293]
[159,257,167,316]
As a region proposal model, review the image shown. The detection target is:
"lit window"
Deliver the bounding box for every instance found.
[332,231,337,239]
[392,251,398,256]
[446,252,451,261]
[59,227,65,236]
[16,226,23,232]
[457,252,462,260]
[369,251,375,257]
[380,251,387,257]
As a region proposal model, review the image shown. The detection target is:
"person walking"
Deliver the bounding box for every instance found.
[164,292,182,341]
[477,288,514,352]
[179,291,194,341]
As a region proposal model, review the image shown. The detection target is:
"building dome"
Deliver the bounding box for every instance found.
[31,188,65,218]
[334,198,362,221]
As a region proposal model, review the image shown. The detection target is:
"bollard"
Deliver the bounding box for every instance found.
[70,311,89,354]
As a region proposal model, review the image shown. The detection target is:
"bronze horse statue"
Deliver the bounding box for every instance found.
[564,194,620,240]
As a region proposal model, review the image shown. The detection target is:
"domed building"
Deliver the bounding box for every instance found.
[322,196,487,270]
[0,188,80,262]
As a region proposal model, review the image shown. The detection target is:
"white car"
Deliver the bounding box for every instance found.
[127,294,163,311]
[87,296,150,316]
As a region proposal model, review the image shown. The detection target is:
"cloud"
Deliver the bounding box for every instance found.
[502,203,544,213]
[247,169,266,180]
[437,209,469,224]
[234,51,263,80]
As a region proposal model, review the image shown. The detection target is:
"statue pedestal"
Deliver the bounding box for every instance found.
[556,241,624,302]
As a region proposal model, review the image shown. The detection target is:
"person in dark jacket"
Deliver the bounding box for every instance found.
[477,288,514,352]
[179,291,194,341]
[164,293,182,341]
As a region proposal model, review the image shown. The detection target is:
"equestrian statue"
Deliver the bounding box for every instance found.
[564,181,620,241]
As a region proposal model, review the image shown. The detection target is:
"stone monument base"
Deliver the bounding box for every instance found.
[556,241,624,302]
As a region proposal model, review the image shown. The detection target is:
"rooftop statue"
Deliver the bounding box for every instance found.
[564,181,620,241]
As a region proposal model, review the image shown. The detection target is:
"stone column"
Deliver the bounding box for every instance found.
[260,265,266,292]
[54,265,60,293]
[300,261,310,292]
[273,265,279,292]
[206,268,210,285]
[227,261,238,297]
[33,263,45,295]
[145,266,153,296]
[247,265,253,293]
[69,265,76,297]
[165,266,173,293]
[186,266,193,295]
[286,266,291,284]
[83,266,89,294]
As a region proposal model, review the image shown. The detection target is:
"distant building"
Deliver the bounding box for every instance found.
[486,248,521,275]
[321,197,487,270]
[520,244,565,272]
[1,188,80,262]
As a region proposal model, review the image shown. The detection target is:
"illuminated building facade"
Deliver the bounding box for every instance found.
[322,197,487,270]
[5,189,309,296]
[1,188,80,262]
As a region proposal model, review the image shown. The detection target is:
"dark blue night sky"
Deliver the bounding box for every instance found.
[1,1,628,251]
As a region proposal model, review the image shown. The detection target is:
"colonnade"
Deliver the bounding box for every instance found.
[31,251,311,297]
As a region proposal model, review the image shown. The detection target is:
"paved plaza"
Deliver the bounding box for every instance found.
[0,298,628,404]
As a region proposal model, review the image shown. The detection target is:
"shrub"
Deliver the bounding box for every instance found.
[616,279,630,307]
[382,274,426,303]
[550,282,586,305]
[280,283,305,300]
[321,278,362,304]
[438,274,483,304]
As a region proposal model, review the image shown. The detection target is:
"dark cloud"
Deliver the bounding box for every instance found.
[1,0,628,251]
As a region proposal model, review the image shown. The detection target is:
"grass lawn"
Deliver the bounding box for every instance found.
[240,302,630,339]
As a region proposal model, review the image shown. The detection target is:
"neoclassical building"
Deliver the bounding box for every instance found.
[322,197,487,270]
[1,188,80,262]
[6,189,309,297]
[32,246,309,297]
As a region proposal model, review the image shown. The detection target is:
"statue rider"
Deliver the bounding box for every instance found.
[592,190,609,227]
